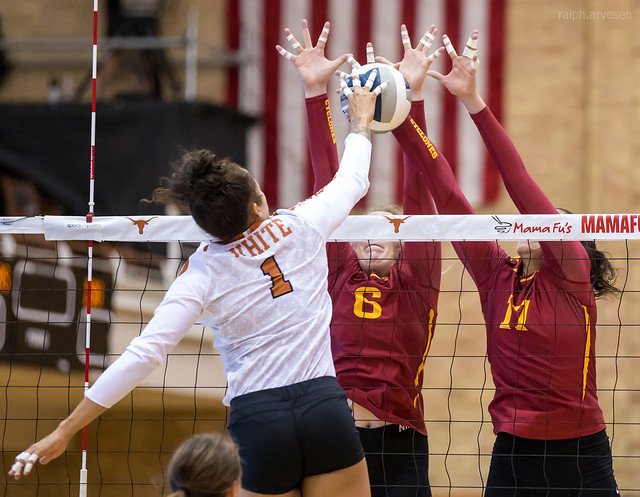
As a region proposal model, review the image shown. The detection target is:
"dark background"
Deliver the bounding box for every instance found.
[0,100,254,216]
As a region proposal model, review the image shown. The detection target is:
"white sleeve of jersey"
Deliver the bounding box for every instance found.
[293,133,372,239]
[85,255,210,408]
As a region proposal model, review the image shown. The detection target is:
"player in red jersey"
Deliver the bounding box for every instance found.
[391,30,619,496]
[278,21,443,497]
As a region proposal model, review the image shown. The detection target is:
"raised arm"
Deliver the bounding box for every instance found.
[306,93,340,190]
[375,24,442,218]
[293,72,382,239]
[428,31,590,283]
[400,100,442,289]
[392,112,503,288]
[400,28,439,220]
[374,25,443,288]
[277,19,358,280]
[368,26,499,286]
[404,100,438,216]
[276,19,348,190]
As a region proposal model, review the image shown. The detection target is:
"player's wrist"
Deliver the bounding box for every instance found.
[349,120,372,141]
[303,83,329,98]
[461,93,486,114]
[411,90,424,102]
[56,419,78,441]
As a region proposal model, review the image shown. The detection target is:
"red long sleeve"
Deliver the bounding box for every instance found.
[393,116,503,288]
[402,100,438,216]
[306,94,339,192]
[305,93,354,283]
[393,117,474,215]
[470,107,590,286]
[397,100,441,290]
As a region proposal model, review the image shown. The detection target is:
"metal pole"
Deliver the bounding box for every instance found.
[184,7,199,101]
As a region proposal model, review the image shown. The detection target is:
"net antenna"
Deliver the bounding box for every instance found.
[80,1,100,495]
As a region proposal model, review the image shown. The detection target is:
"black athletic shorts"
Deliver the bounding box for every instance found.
[359,425,431,497]
[227,376,364,494]
[486,430,619,497]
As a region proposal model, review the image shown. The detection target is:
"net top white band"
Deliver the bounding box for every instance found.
[1,214,640,242]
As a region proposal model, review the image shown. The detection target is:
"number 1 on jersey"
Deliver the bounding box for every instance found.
[260,256,293,298]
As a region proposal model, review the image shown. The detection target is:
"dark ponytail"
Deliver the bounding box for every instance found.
[581,239,619,298]
[557,208,619,297]
[152,149,260,240]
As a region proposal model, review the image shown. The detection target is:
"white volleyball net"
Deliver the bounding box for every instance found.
[1,213,639,496]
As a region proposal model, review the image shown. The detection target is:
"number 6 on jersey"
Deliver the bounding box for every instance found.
[260,256,294,298]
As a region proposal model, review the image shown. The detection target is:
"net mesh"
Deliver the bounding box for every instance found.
[0,214,639,496]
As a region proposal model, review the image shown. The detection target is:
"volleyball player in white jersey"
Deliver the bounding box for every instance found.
[9,78,385,497]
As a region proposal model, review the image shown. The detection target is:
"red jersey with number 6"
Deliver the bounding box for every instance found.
[305,95,441,435]
[328,243,439,435]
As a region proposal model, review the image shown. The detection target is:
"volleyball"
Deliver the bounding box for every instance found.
[340,63,412,134]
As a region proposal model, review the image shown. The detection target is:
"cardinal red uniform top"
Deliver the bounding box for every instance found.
[306,95,441,434]
[393,106,605,440]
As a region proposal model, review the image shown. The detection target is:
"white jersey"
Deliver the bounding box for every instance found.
[86,133,372,408]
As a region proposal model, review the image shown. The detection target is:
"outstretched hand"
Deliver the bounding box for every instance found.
[8,397,106,481]
[374,24,445,99]
[426,30,486,113]
[276,19,350,98]
[8,427,71,480]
